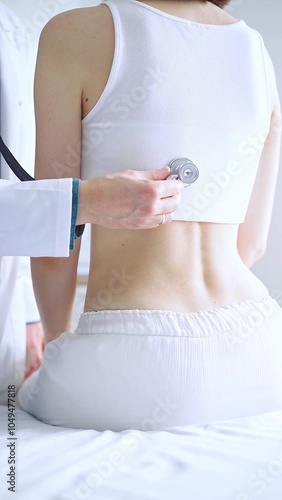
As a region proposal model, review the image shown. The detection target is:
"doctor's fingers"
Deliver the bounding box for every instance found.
[156,190,182,215]
[140,192,181,228]
[156,178,185,198]
[125,191,181,229]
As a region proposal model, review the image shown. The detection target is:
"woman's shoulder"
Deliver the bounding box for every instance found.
[39,4,111,48]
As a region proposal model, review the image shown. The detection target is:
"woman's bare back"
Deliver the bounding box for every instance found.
[79,1,273,313]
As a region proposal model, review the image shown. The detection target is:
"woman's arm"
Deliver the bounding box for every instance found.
[237,98,281,268]
[237,47,281,268]
[31,13,85,343]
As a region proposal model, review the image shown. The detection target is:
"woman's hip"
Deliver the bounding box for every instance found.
[16,295,282,430]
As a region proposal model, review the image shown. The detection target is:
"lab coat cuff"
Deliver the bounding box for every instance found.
[70,179,85,250]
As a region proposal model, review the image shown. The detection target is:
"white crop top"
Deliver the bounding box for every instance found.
[81,0,277,223]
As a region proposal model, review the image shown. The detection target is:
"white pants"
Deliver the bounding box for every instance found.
[16,295,282,431]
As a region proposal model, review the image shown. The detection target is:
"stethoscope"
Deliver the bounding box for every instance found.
[0,134,34,181]
[167,157,199,186]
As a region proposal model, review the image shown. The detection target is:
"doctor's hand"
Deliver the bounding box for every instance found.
[24,322,45,380]
[76,166,184,229]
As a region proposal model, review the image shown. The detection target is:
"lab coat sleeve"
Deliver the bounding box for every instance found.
[0,177,73,257]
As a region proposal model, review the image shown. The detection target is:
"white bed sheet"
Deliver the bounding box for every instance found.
[0,405,282,500]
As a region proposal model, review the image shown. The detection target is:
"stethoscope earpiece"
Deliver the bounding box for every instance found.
[167,158,199,186]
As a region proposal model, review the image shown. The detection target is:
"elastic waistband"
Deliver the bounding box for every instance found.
[75,295,279,338]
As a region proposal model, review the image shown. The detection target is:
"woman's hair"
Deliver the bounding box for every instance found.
[208,0,231,7]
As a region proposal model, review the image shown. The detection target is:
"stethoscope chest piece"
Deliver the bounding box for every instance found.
[168,157,199,186]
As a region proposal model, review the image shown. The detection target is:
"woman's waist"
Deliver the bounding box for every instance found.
[84,260,269,314]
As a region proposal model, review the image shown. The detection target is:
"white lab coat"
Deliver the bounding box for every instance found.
[0,178,73,257]
[0,2,73,257]
[0,2,72,403]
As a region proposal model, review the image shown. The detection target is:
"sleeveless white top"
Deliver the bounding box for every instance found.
[81,0,277,223]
